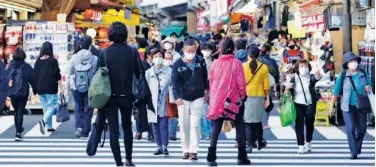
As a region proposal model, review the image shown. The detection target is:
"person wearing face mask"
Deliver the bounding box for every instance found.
[283,39,304,64]
[285,59,321,154]
[145,49,172,156]
[162,37,182,64]
[329,52,372,159]
[200,42,214,140]
[171,39,208,160]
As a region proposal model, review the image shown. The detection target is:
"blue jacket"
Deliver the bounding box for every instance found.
[171,56,208,101]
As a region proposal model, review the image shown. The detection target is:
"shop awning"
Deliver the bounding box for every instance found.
[161,26,185,37]
[234,0,257,14]
[158,0,187,9]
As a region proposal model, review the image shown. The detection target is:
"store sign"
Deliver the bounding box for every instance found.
[301,14,326,33]
[197,10,210,31]
[331,15,342,28]
[57,13,67,23]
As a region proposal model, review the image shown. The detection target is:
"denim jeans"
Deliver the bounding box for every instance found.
[342,106,367,156]
[153,116,169,147]
[72,90,94,137]
[39,94,58,129]
[201,103,212,138]
[169,118,178,138]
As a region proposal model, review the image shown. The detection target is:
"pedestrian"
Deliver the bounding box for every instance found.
[0,59,7,112]
[283,39,304,64]
[6,48,37,141]
[68,36,98,139]
[234,39,248,63]
[329,52,372,159]
[206,37,250,166]
[170,32,183,53]
[243,45,270,153]
[285,59,321,154]
[96,22,141,167]
[142,50,153,71]
[200,42,214,140]
[161,37,182,63]
[34,42,63,134]
[145,49,172,155]
[165,51,179,141]
[137,38,148,61]
[171,39,208,160]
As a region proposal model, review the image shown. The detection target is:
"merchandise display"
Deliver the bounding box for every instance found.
[22,21,75,109]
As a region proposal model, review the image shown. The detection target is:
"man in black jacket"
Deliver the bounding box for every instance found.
[171,39,208,160]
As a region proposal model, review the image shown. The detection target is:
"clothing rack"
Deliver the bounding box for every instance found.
[359,56,375,93]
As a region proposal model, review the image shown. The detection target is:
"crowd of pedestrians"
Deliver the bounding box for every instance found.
[0,21,373,167]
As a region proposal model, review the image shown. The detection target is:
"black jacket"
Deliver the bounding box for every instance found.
[34,57,61,94]
[99,43,141,96]
[171,56,208,101]
[6,60,37,96]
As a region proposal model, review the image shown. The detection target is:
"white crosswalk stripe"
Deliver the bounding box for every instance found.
[0,139,373,166]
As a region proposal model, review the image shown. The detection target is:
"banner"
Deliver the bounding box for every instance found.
[301,14,325,33]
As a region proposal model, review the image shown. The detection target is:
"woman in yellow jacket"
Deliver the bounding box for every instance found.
[243,45,270,153]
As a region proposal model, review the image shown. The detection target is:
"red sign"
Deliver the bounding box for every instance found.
[301,14,326,33]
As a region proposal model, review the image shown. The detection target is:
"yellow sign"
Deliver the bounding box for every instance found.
[292,28,306,39]
[287,21,295,34]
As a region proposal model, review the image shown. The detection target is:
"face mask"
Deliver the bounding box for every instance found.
[201,50,212,58]
[164,43,173,50]
[289,45,295,49]
[348,61,358,70]
[299,67,309,76]
[153,57,164,65]
[163,60,172,67]
[184,53,195,60]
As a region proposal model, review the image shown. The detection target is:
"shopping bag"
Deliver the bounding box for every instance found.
[87,116,108,156]
[221,120,233,132]
[166,96,178,118]
[368,92,375,115]
[56,95,70,122]
[280,92,296,127]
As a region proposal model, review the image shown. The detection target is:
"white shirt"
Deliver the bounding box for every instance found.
[293,74,312,105]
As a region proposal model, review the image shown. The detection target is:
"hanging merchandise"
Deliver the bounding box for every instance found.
[22,21,75,109]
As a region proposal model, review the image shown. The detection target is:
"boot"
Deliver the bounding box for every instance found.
[237,147,251,165]
[207,147,217,166]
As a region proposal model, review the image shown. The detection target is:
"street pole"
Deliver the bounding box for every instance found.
[342,0,352,52]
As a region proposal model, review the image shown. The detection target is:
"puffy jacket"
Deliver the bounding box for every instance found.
[207,55,247,121]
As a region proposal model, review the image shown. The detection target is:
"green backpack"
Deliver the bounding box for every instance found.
[88,51,111,109]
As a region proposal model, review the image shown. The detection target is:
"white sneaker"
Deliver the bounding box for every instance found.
[305,142,312,152]
[75,128,82,138]
[298,145,305,154]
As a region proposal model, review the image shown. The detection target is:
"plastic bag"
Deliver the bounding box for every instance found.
[280,92,296,127]
[368,92,375,115]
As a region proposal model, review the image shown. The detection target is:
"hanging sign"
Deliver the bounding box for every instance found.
[301,14,326,33]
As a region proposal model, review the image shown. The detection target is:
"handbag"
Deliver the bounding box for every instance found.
[56,95,69,122]
[221,120,233,132]
[166,96,178,118]
[348,76,372,113]
[132,48,148,102]
[86,115,108,156]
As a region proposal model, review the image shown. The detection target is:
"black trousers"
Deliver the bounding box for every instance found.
[245,122,263,146]
[98,96,134,166]
[294,103,316,146]
[10,96,28,134]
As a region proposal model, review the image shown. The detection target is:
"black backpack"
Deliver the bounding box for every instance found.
[8,64,27,96]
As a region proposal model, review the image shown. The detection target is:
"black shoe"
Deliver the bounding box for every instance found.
[47,128,56,132]
[237,147,251,165]
[154,149,163,155]
[252,142,257,148]
[125,159,135,166]
[163,148,169,155]
[350,155,358,160]
[15,133,22,142]
[189,153,198,160]
[134,133,142,140]
[170,137,177,141]
[207,147,217,166]
[257,141,266,150]
[182,152,190,159]
[38,120,46,135]
[208,161,218,166]
[21,127,25,133]
[237,159,251,165]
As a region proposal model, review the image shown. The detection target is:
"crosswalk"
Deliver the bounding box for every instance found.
[0,139,374,167]
[1,115,375,141]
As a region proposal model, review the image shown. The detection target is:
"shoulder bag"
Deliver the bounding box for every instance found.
[348,76,372,113]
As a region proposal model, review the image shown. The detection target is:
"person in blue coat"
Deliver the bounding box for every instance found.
[329,52,372,159]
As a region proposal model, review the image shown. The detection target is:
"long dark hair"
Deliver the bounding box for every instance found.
[248,45,260,74]
[13,48,26,61]
[220,36,234,55]
[39,41,54,59]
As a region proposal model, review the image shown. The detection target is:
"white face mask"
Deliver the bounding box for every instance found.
[163,60,172,67]
[348,61,358,70]
[153,57,164,65]
[299,67,309,76]
[164,43,173,50]
[201,50,212,58]
[184,53,196,60]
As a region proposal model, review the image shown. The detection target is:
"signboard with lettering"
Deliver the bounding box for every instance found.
[301,14,326,32]
[123,0,135,7]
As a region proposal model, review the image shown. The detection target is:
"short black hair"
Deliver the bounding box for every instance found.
[13,47,26,61]
[108,22,128,43]
[200,42,214,51]
[213,34,223,41]
[261,44,271,52]
[137,38,148,48]
[161,35,167,40]
[235,39,247,50]
[184,39,196,47]
[248,45,260,58]
[80,36,92,50]
[151,49,165,58]
[183,33,189,37]
[221,37,235,55]
[170,32,178,37]
[40,41,54,58]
